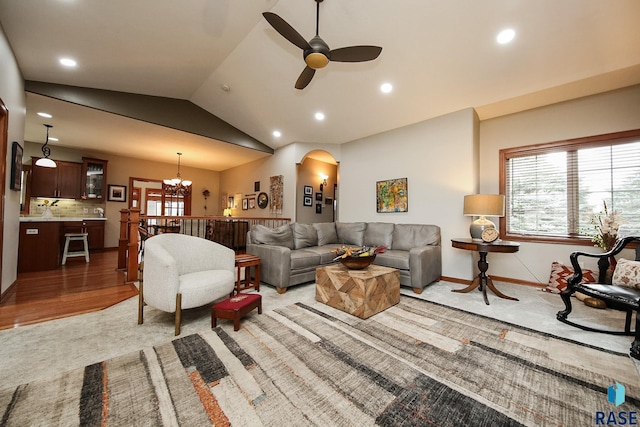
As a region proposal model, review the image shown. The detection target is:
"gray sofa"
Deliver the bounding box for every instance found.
[246,222,441,294]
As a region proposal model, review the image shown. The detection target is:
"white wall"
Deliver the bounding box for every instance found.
[0,25,25,295]
[479,85,640,284]
[339,108,479,280]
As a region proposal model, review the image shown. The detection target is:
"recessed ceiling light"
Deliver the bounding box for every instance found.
[380,83,393,93]
[315,112,325,121]
[273,130,281,138]
[59,57,77,67]
[497,29,515,44]
[37,112,53,118]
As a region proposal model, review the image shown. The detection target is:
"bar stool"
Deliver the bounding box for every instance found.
[62,233,90,265]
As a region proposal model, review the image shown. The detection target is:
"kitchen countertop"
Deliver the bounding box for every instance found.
[20,217,108,222]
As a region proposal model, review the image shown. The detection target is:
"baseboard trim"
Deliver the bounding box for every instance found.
[439,275,544,288]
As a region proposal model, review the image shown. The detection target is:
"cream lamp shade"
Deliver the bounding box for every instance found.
[463,194,505,239]
[223,208,232,217]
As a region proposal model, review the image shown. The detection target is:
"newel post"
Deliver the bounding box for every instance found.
[118,209,129,270]
[126,208,141,282]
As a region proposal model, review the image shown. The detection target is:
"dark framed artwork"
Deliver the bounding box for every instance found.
[315,192,323,201]
[325,198,333,205]
[257,192,269,209]
[303,196,313,206]
[108,184,127,202]
[304,185,313,196]
[242,198,249,210]
[315,203,322,214]
[10,141,23,191]
[248,197,256,209]
[376,177,408,213]
[254,181,260,192]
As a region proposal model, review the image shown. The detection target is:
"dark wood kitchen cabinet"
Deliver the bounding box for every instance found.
[31,159,82,199]
[18,222,61,273]
[81,158,108,200]
[62,220,105,250]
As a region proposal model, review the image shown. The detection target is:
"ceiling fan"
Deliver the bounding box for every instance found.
[263,0,382,90]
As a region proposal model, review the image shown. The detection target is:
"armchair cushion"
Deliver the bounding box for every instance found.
[612,258,640,289]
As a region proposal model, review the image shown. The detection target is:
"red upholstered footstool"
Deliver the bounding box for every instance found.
[212,293,262,331]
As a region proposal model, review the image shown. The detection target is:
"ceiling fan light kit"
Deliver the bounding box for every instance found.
[263,0,382,89]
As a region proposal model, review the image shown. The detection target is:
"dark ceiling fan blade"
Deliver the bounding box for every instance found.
[330,46,382,63]
[295,66,316,90]
[262,12,311,51]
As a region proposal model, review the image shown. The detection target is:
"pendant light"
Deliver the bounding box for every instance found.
[163,152,192,195]
[35,124,57,168]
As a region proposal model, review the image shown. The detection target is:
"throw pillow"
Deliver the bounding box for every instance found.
[612,258,640,289]
[313,222,338,246]
[250,224,294,250]
[545,261,596,293]
[364,222,394,249]
[292,223,318,249]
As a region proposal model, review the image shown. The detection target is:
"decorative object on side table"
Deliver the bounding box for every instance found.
[586,200,625,283]
[333,245,387,270]
[463,194,505,239]
[481,227,499,243]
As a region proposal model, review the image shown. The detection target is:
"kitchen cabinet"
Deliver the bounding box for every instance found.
[31,159,82,199]
[62,220,105,250]
[18,222,61,273]
[81,157,108,200]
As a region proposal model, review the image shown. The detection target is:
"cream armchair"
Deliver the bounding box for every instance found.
[138,233,235,335]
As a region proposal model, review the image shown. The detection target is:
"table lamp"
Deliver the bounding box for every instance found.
[463,194,505,239]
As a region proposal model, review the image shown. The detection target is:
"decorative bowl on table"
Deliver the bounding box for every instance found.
[332,245,387,270]
[340,255,376,270]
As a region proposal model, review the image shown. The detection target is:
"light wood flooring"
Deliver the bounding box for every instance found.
[0,250,138,330]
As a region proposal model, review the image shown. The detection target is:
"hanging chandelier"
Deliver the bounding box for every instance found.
[35,124,57,168]
[163,152,192,195]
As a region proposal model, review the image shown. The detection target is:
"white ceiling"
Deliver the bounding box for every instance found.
[1,0,639,170]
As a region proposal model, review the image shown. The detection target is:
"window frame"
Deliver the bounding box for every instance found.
[499,129,640,246]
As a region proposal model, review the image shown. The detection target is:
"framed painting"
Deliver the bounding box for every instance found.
[10,141,23,191]
[315,192,323,201]
[316,203,322,214]
[304,185,313,196]
[108,184,127,202]
[376,178,408,213]
[303,196,313,206]
[242,198,249,210]
[248,197,256,209]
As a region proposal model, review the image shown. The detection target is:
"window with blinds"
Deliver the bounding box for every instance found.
[499,129,640,243]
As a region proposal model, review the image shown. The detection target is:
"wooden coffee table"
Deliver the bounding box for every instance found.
[316,264,400,319]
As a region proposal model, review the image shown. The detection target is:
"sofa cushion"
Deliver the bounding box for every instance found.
[364,222,394,249]
[392,224,440,250]
[314,222,338,245]
[374,250,410,270]
[290,250,321,269]
[250,224,294,249]
[305,244,342,264]
[292,223,318,249]
[336,222,366,246]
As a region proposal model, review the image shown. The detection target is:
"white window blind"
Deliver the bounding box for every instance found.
[501,130,640,240]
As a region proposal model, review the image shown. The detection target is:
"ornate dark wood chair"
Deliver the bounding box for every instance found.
[556,236,640,359]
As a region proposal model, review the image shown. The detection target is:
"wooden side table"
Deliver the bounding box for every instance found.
[451,238,520,305]
[234,254,261,294]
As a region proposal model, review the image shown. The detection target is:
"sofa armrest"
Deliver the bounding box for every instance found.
[246,243,292,288]
[409,245,442,289]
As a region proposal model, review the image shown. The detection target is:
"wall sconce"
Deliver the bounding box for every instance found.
[319,174,328,191]
[223,208,232,218]
[202,189,210,212]
[463,194,505,239]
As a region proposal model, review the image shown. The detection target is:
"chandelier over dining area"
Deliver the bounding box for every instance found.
[164,152,192,195]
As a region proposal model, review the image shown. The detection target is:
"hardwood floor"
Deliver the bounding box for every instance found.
[0,250,138,330]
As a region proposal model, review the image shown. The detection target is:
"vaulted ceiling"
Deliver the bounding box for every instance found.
[1,0,639,170]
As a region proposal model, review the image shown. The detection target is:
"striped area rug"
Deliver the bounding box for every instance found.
[1,297,639,426]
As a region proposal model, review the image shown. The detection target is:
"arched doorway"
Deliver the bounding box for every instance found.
[297,150,338,224]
